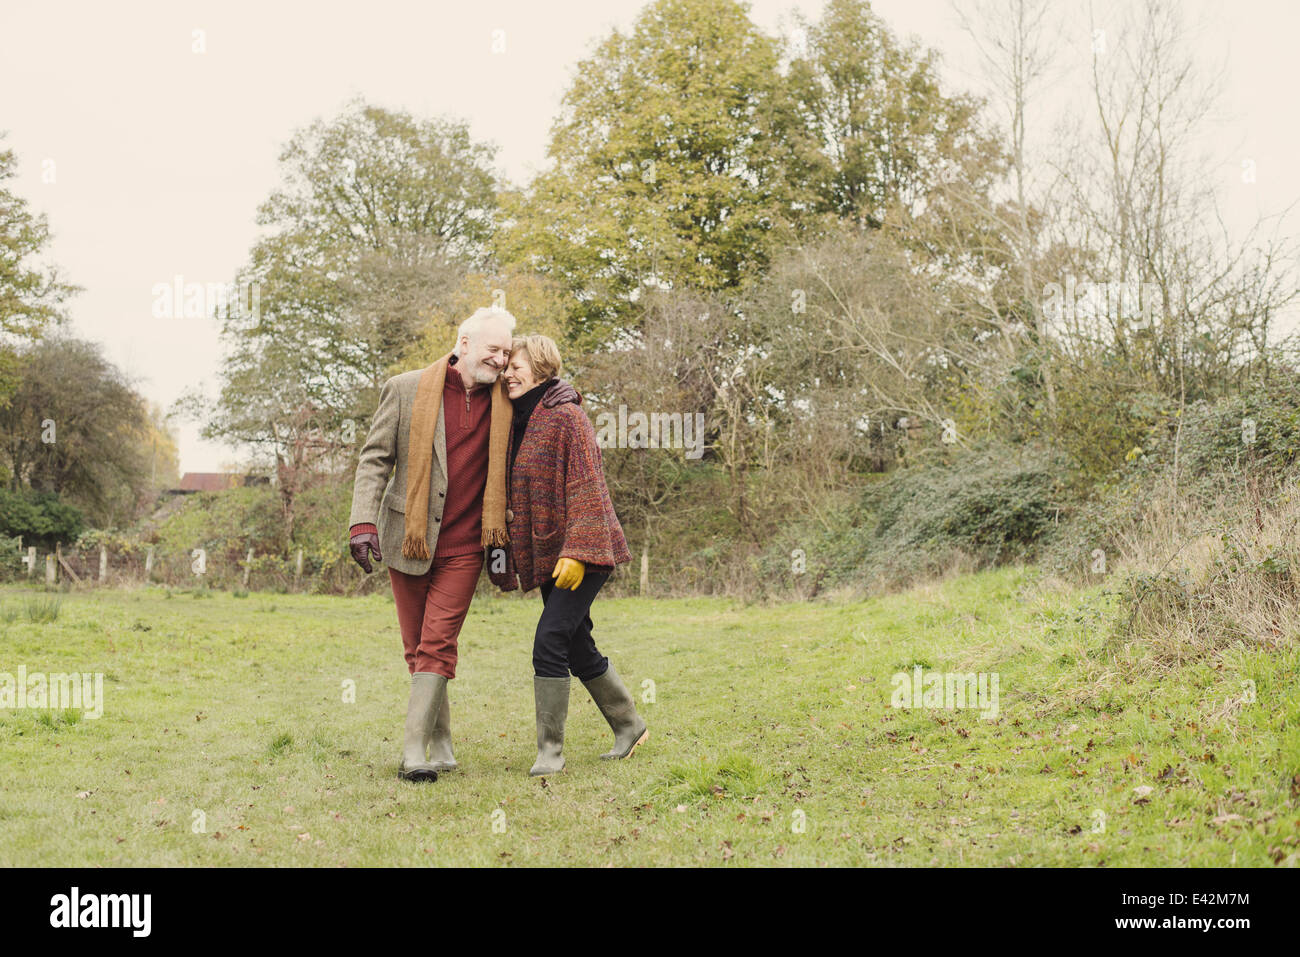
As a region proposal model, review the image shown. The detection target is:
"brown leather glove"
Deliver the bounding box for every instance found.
[349,527,382,573]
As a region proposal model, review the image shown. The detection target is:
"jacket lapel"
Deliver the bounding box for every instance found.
[434,404,448,480]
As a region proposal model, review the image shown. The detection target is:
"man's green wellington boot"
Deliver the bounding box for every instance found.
[398,673,445,782]
[426,686,458,773]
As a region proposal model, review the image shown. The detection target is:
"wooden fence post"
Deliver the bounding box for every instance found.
[243,548,253,589]
[45,554,56,585]
[145,546,154,578]
[99,545,108,584]
[295,548,304,590]
[639,543,649,597]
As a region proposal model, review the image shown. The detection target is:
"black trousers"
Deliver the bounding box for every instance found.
[533,570,611,680]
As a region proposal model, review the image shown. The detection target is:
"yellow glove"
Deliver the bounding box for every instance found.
[552,557,586,591]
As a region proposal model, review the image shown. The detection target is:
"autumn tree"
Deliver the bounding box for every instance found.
[0,335,154,527]
[497,0,820,349]
[0,135,80,415]
[179,100,500,546]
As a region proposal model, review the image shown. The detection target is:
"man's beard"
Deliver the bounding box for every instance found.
[468,360,501,384]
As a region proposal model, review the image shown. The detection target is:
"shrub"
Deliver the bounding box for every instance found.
[0,534,26,582]
[0,488,85,548]
[1042,373,1300,579]
[756,443,1066,595]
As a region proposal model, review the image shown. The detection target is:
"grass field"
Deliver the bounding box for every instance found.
[1,567,1298,866]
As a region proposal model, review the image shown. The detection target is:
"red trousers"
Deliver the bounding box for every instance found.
[388,552,484,678]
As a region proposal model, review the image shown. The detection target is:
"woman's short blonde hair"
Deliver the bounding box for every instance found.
[511,334,563,382]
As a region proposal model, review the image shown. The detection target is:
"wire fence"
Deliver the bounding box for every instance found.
[2,538,704,599]
[3,540,389,596]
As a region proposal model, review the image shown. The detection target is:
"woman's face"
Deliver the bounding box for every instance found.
[504,351,540,400]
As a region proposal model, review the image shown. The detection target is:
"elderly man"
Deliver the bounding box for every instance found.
[348,307,515,782]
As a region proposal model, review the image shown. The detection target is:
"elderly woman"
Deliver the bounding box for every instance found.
[489,334,647,775]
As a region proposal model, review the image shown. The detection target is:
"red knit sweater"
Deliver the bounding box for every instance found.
[349,357,491,559]
[434,360,491,556]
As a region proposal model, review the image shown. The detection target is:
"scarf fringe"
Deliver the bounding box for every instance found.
[481,527,509,548]
[402,535,430,561]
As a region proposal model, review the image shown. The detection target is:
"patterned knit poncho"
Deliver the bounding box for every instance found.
[489,379,630,592]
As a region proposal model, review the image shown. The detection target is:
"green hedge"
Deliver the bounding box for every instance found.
[0,488,85,548]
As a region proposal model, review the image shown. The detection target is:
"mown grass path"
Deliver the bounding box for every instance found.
[1,568,1297,866]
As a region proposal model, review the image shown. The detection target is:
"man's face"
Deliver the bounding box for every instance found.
[458,320,513,387]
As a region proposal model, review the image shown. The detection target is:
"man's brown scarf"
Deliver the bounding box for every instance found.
[402,352,512,559]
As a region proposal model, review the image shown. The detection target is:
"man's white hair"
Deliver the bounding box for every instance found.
[458,306,517,344]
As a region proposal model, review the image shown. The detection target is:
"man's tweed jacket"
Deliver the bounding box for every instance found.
[349,368,455,577]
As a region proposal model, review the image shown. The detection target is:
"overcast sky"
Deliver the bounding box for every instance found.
[1,0,1296,473]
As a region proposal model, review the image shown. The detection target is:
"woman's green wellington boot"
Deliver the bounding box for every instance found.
[529,676,569,776]
[582,664,648,759]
